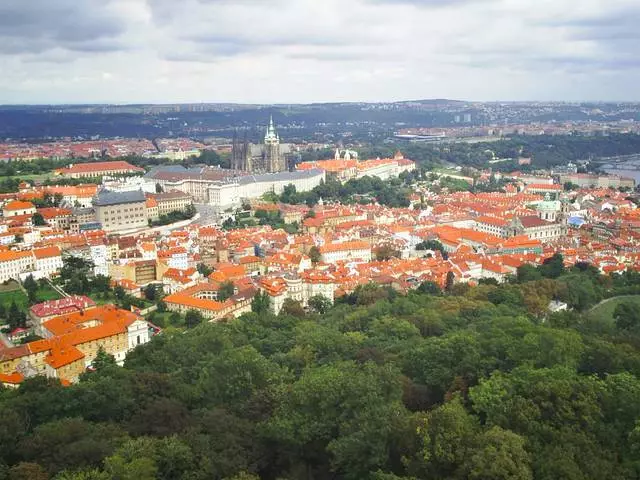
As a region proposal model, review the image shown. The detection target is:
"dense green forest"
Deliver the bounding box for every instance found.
[361,133,640,170]
[274,175,414,208]
[2,258,640,479]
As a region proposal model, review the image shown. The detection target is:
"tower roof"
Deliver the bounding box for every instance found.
[265,115,279,143]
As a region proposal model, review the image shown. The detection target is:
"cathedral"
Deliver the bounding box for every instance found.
[231,116,291,173]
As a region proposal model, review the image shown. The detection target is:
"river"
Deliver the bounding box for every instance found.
[600,161,640,184]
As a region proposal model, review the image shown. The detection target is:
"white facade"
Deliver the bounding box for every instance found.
[320,246,372,264]
[159,169,326,211]
[0,254,35,283]
[127,319,151,352]
[102,176,156,194]
[167,252,189,270]
[90,244,110,277]
[267,275,336,315]
[34,255,63,279]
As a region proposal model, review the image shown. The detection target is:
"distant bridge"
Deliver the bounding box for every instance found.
[592,153,640,168]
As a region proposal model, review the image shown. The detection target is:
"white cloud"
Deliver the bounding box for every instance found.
[0,0,638,103]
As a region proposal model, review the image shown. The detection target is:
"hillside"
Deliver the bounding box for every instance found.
[2,260,640,479]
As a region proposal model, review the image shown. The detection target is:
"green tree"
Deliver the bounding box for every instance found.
[92,346,117,371]
[417,281,441,295]
[308,295,332,315]
[464,427,532,480]
[197,263,213,277]
[8,301,26,330]
[516,264,541,283]
[23,274,38,305]
[8,463,48,480]
[169,312,183,326]
[113,285,126,301]
[375,245,400,262]
[218,281,235,302]
[31,212,46,226]
[265,362,410,480]
[445,271,455,293]
[309,246,321,264]
[185,309,204,328]
[19,418,125,476]
[614,302,640,331]
[143,284,158,302]
[251,291,270,314]
[540,253,565,279]
[280,299,305,318]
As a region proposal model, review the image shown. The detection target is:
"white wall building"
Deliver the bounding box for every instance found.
[33,247,63,279]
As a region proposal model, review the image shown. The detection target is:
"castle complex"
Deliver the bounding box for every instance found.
[231,116,292,173]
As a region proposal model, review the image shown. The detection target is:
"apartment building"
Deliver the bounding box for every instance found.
[319,240,372,263]
[94,190,148,233]
[0,305,150,384]
[0,251,34,283]
[32,246,63,279]
[109,260,157,285]
[152,190,193,216]
[54,161,144,179]
[3,200,36,217]
[260,271,336,315]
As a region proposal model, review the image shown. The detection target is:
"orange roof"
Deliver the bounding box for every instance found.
[476,215,509,227]
[37,207,72,219]
[45,185,98,197]
[164,291,226,312]
[45,344,85,369]
[239,255,261,264]
[319,240,371,254]
[4,200,35,211]
[0,250,32,263]
[297,159,357,173]
[0,372,24,385]
[33,246,62,259]
[526,183,563,190]
[43,304,137,337]
[55,161,143,175]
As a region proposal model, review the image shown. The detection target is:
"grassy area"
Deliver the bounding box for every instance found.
[0,290,28,309]
[35,285,62,302]
[0,281,21,293]
[589,295,640,323]
[6,173,54,183]
[0,282,61,310]
[88,291,154,309]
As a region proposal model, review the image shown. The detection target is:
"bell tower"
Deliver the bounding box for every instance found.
[264,116,283,172]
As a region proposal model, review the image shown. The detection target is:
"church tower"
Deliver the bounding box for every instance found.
[264,115,283,172]
[231,129,250,171]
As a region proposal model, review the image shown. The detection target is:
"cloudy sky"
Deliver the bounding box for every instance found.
[0,0,639,104]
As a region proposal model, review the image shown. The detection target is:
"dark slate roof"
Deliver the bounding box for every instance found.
[94,190,146,207]
[238,169,325,185]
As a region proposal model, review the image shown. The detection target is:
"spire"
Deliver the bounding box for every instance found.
[264,115,278,143]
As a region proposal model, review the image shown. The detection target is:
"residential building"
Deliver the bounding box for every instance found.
[32,246,63,279]
[3,201,36,217]
[151,190,193,216]
[0,251,34,283]
[94,190,148,233]
[319,240,372,263]
[0,305,150,384]
[260,271,336,315]
[109,260,157,285]
[29,296,97,337]
[54,161,144,179]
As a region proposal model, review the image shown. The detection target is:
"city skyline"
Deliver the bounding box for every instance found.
[1,0,639,104]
